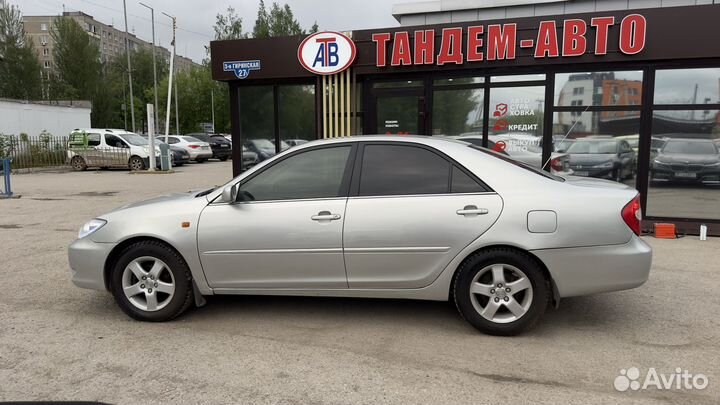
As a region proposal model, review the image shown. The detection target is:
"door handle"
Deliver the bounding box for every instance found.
[456,205,489,216]
[311,211,341,221]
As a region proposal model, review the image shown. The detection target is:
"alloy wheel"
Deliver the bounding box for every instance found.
[121,256,175,312]
[469,264,533,324]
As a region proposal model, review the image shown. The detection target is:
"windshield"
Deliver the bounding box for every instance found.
[120,133,148,146]
[663,140,718,154]
[469,145,564,182]
[566,140,619,154]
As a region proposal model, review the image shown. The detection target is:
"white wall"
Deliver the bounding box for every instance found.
[0,100,91,137]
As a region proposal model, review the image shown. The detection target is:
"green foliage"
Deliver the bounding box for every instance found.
[253,1,306,38]
[0,4,42,99]
[158,65,230,134]
[50,17,102,100]
[214,6,245,41]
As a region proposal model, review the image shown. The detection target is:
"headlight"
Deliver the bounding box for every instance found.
[594,162,613,168]
[78,219,107,239]
[653,159,668,165]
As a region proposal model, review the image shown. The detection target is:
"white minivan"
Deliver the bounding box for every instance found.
[67,129,160,171]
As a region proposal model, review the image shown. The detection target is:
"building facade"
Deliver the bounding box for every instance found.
[210,1,720,236]
[22,11,199,73]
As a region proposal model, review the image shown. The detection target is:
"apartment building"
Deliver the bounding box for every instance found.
[23,11,200,73]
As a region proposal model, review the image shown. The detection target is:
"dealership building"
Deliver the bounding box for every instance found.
[211,0,720,236]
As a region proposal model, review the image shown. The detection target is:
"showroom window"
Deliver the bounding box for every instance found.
[553,71,644,186]
[432,77,485,136]
[359,145,450,196]
[646,67,720,220]
[278,84,316,147]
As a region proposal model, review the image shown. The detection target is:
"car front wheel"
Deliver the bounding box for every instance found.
[70,156,87,171]
[110,241,194,322]
[453,248,549,336]
[128,156,145,171]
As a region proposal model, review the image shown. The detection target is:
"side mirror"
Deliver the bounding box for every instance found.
[221,184,238,203]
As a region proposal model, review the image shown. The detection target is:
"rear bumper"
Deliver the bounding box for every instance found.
[68,237,116,291]
[212,147,232,158]
[188,150,213,159]
[532,235,652,298]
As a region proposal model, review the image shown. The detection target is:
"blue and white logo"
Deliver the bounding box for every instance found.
[223,60,261,79]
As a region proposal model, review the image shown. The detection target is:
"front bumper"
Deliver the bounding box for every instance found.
[68,237,116,291]
[568,166,614,179]
[532,235,652,298]
[651,165,720,182]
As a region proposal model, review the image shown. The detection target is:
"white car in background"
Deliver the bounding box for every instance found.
[67,128,160,171]
[163,135,213,163]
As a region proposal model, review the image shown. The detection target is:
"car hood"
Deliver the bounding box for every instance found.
[655,153,720,164]
[112,191,200,212]
[568,154,616,164]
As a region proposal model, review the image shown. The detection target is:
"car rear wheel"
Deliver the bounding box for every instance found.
[196,158,206,163]
[110,241,194,322]
[70,156,87,171]
[453,248,549,336]
[128,156,145,171]
[219,156,229,161]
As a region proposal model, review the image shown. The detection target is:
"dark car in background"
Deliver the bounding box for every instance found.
[140,136,190,167]
[245,139,281,161]
[187,133,232,161]
[565,138,636,182]
[651,138,720,184]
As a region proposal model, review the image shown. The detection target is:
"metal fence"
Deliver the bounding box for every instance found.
[0,135,69,170]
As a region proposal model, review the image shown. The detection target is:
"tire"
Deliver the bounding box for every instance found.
[196,158,206,163]
[70,156,87,171]
[128,156,146,171]
[453,248,549,336]
[219,156,229,162]
[109,240,194,322]
[613,168,622,183]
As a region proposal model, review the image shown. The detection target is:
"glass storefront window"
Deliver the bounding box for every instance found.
[553,111,640,185]
[647,110,720,219]
[434,77,484,86]
[655,68,720,105]
[377,95,420,134]
[240,86,277,162]
[554,71,643,107]
[373,80,423,89]
[486,86,545,168]
[491,74,545,83]
[432,88,483,136]
[278,84,316,149]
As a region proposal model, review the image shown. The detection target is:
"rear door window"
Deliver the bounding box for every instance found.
[358,145,451,196]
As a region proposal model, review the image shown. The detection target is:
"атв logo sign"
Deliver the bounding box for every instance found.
[298,31,357,75]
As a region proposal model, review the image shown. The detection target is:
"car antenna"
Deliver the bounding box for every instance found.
[542,104,591,170]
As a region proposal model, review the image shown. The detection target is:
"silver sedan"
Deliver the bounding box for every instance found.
[68,136,651,335]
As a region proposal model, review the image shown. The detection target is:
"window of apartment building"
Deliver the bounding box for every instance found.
[43,61,50,68]
[40,23,48,31]
[40,35,48,45]
[42,48,49,56]
[573,87,584,95]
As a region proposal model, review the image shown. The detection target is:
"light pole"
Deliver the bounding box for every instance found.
[161,12,176,142]
[122,0,135,132]
[139,2,159,134]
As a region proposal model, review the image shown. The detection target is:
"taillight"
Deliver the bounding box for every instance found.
[621,195,642,236]
[550,158,563,172]
[188,145,200,149]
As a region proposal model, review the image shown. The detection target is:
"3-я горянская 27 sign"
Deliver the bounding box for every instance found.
[371,14,646,67]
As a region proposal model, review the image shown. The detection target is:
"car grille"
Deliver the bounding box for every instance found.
[671,164,702,172]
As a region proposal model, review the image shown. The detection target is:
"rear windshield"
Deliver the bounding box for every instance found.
[469,145,564,182]
[182,136,202,143]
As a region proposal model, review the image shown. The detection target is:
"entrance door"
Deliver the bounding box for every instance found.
[369,80,427,135]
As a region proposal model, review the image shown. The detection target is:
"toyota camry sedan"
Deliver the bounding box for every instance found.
[68,136,651,336]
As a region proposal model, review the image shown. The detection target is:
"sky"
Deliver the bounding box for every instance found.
[15,0,418,63]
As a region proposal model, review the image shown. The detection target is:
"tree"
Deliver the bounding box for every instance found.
[214,6,245,41]
[50,17,101,100]
[0,3,41,99]
[253,1,306,38]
